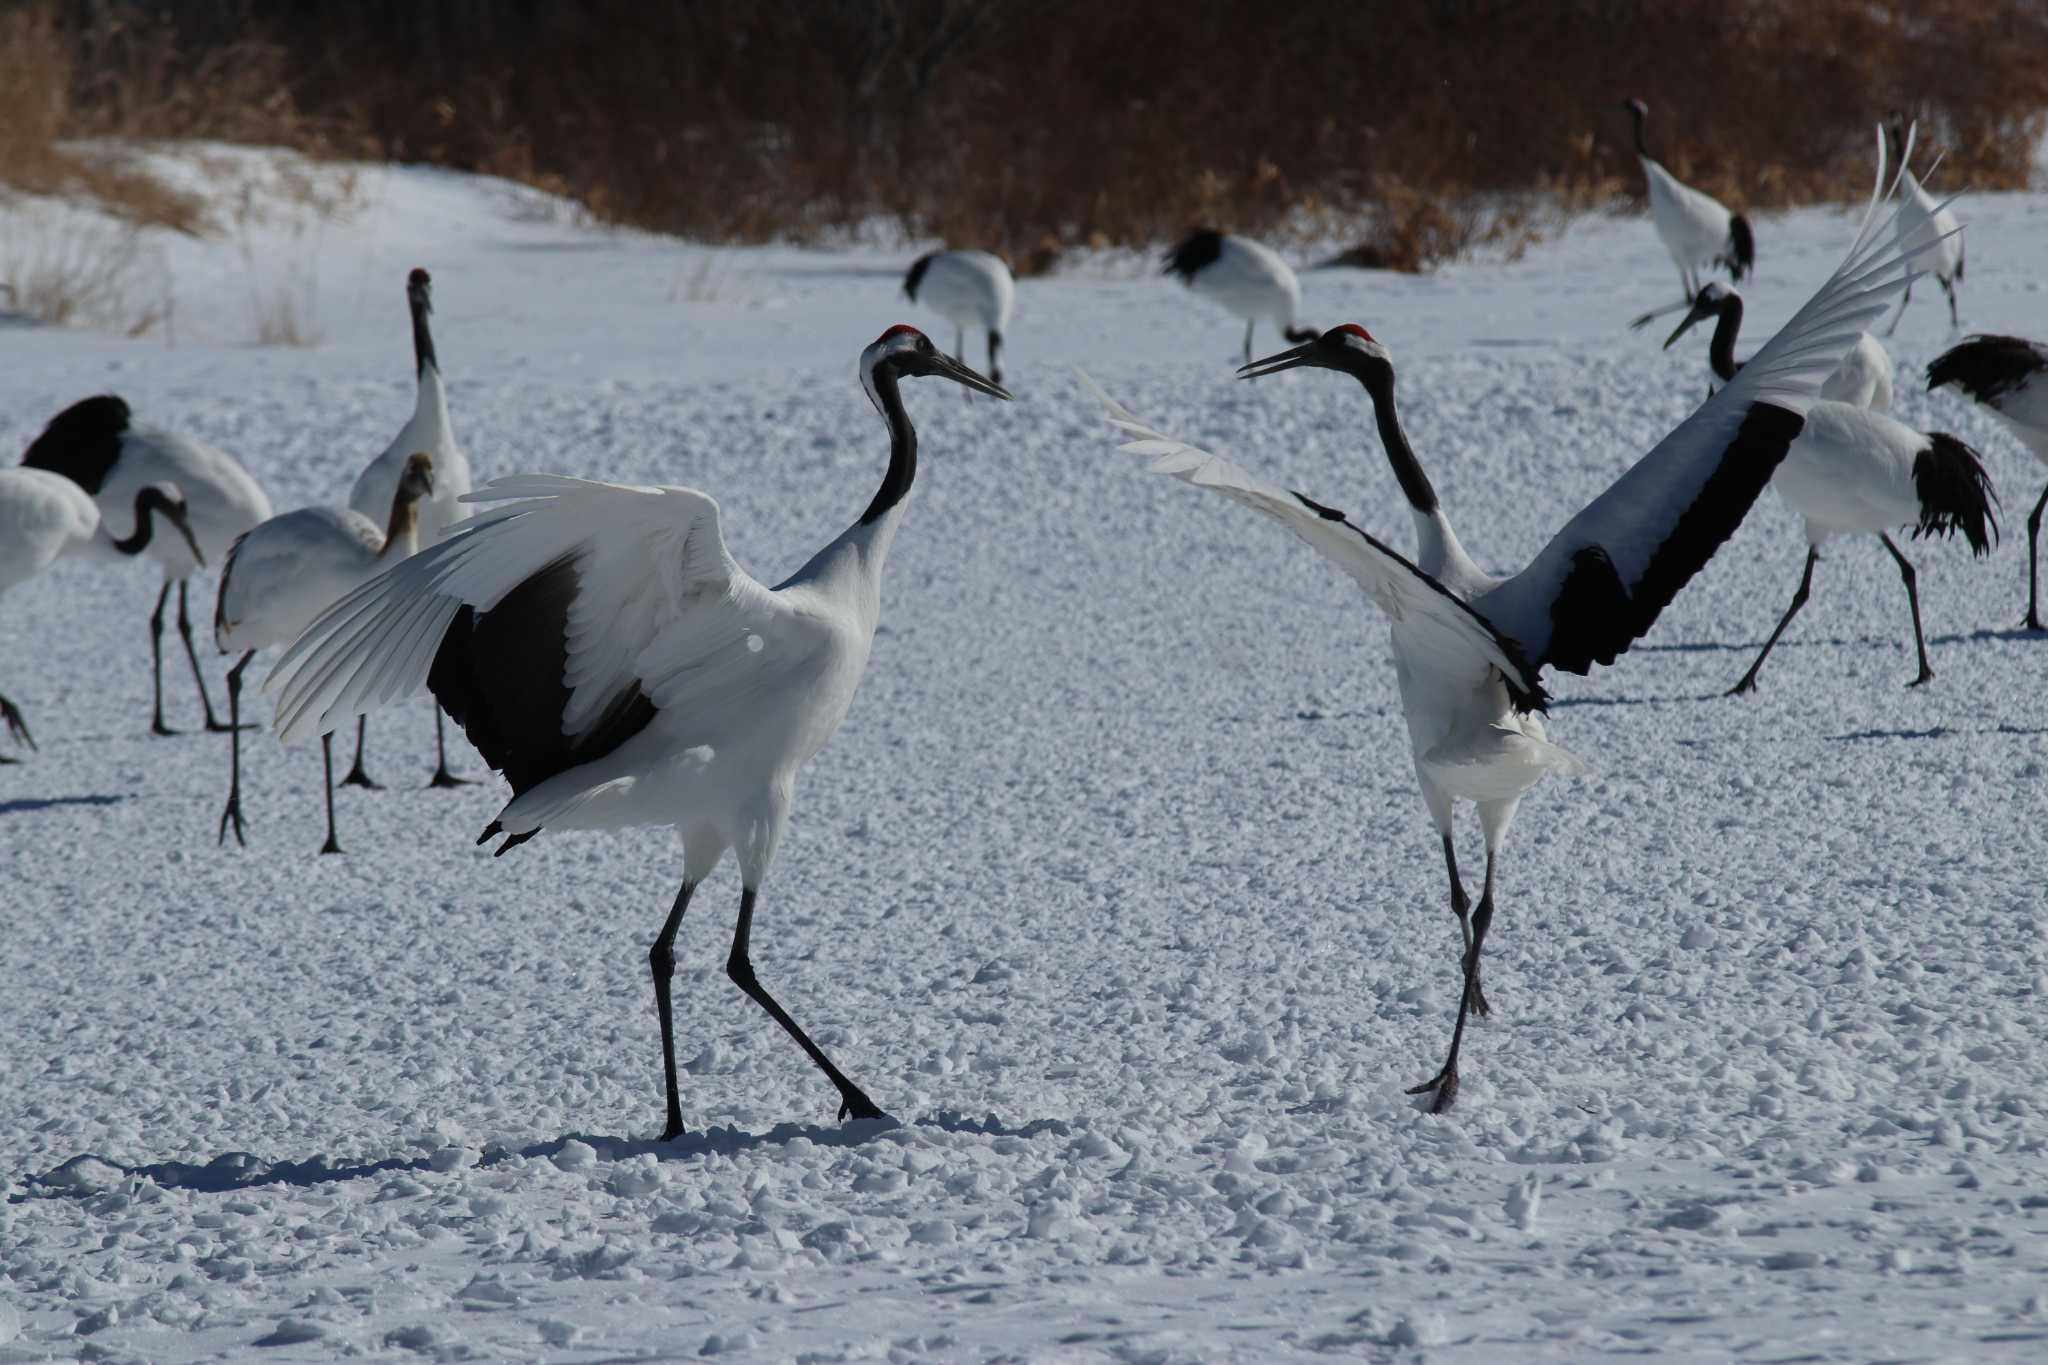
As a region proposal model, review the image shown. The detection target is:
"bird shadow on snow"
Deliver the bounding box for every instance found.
[1929,625,2048,647]
[0,793,127,817]
[15,1112,1072,1201]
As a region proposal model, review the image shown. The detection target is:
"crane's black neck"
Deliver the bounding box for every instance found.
[1354,360,1439,514]
[859,364,916,525]
[411,290,438,379]
[109,488,175,556]
[1628,103,1650,159]
[1707,296,1743,383]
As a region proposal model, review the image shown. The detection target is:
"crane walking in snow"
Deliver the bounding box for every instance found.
[267,326,1010,1139]
[1927,333,2048,629]
[0,469,202,758]
[1163,229,1316,364]
[1096,138,1933,1111]
[1883,116,1964,335]
[20,396,271,736]
[902,250,1015,386]
[1622,98,1754,306]
[1658,282,1894,410]
[216,454,436,853]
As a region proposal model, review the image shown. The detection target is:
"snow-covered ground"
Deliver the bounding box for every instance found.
[2,145,2044,1362]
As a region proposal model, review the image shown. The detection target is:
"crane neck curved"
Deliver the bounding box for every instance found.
[858,363,916,527]
[1707,298,1743,383]
[108,489,169,556]
[1356,363,1440,517]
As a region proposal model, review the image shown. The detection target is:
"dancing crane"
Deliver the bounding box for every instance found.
[344,268,475,789]
[0,469,201,758]
[216,454,436,853]
[266,327,1010,1139]
[21,395,272,735]
[903,249,1015,386]
[1095,143,1928,1111]
[1621,99,1755,304]
[1927,333,2048,629]
[1883,116,1964,335]
[1163,229,1316,364]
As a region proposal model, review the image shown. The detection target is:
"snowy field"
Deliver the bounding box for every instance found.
[2,146,2044,1362]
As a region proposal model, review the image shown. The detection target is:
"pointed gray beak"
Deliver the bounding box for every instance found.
[1237,338,1324,381]
[926,350,1012,400]
[172,510,206,568]
[1662,300,1716,351]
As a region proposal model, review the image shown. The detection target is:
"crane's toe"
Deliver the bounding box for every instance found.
[837,1090,886,1123]
[1405,1065,1460,1114]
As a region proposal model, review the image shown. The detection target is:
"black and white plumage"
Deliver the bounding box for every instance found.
[0,469,201,759]
[215,454,436,853]
[1661,283,1894,411]
[1927,333,2048,629]
[1883,118,1964,336]
[20,395,272,735]
[1096,148,1929,1111]
[266,325,1011,1139]
[343,267,475,789]
[902,250,1015,386]
[1622,99,1755,304]
[1163,229,1316,364]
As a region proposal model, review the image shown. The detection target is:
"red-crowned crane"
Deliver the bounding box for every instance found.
[1927,333,2048,629]
[266,327,1010,1139]
[20,396,272,735]
[1883,116,1964,335]
[1621,99,1755,305]
[343,268,475,789]
[1661,282,1895,411]
[1164,229,1316,364]
[0,469,201,758]
[215,454,435,853]
[902,249,1015,386]
[1093,140,1931,1112]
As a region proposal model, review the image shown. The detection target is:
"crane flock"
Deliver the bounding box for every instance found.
[4,113,2039,1135]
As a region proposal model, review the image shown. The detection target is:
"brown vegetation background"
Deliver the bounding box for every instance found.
[5,0,2047,271]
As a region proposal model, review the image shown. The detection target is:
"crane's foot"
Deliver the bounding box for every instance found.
[1405,1063,1460,1114]
[0,754,23,765]
[428,766,473,789]
[152,719,180,737]
[319,834,343,856]
[340,764,382,790]
[660,1116,687,1142]
[1465,973,1492,1019]
[2024,612,2044,633]
[205,717,256,734]
[218,798,246,848]
[1907,667,1935,688]
[1724,675,1759,698]
[1,698,35,751]
[837,1088,885,1123]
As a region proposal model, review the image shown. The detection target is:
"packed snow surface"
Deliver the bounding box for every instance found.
[2,146,2045,1362]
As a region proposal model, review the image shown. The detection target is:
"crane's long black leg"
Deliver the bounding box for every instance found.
[1885,280,1913,338]
[1441,833,1489,1017]
[1943,278,1958,330]
[218,650,254,847]
[341,715,380,788]
[150,581,175,735]
[1408,849,1497,1113]
[1728,547,1819,696]
[0,690,34,761]
[953,326,965,365]
[1242,319,1255,367]
[428,709,472,788]
[988,329,1004,389]
[2024,483,2046,632]
[178,582,237,733]
[318,732,343,854]
[650,882,694,1141]
[726,887,883,1123]
[1879,532,1936,686]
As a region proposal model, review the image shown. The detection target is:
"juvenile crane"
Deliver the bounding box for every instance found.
[216,454,436,853]
[345,268,474,788]
[1097,144,1930,1111]
[267,327,1010,1139]
[0,469,201,758]
[1164,229,1316,364]
[21,396,272,735]
[1665,289,1996,691]
[1621,98,1755,305]
[1927,333,2048,628]
[902,249,1015,386]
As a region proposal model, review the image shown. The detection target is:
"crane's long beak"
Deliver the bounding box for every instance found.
[1237,339,1321,380]
[926,350,1012,400]
[1662,300,1716,351]
[172,510,206,568]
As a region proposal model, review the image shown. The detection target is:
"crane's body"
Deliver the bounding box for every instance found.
[1623,100,1754,304]
[1163,230,1316,363]
[20,395,271,734]
[903,249,1015,385]
[1927,333,2048,628]
[1886,156,1963,334]
[1098,138,1934,1110]
[267,326,1010,1140]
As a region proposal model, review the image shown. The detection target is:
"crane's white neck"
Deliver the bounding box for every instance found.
[413,359,452,436]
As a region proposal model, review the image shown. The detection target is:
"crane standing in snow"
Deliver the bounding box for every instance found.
[1621,98,1755,306]
[1096,140,1932,1110]
[216,454,436,853]
[1883,116,1964,335]
[1163,229,1316,364]
[267,327,1010,1140]
[20,396,272,736]
[1658,282,1894,411]
[1927,334,2048,629]
[0,470,202,758]
[902,250,1015,387]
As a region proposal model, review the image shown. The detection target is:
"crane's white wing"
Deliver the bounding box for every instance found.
[266,475,809,793]
[1478,129,1948,674]
[1087,379,1546,710]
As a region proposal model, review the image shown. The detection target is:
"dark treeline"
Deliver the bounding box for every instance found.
[23,0,2048,269]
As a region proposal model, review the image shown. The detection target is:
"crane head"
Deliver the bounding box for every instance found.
[1619,97,1647,119]
[861,324,1012,400]
[1662,282,1739,351]
[1237,323,1391,382]
[408,268,433,312]
[398,451,436,500]
[138,482,206,567]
